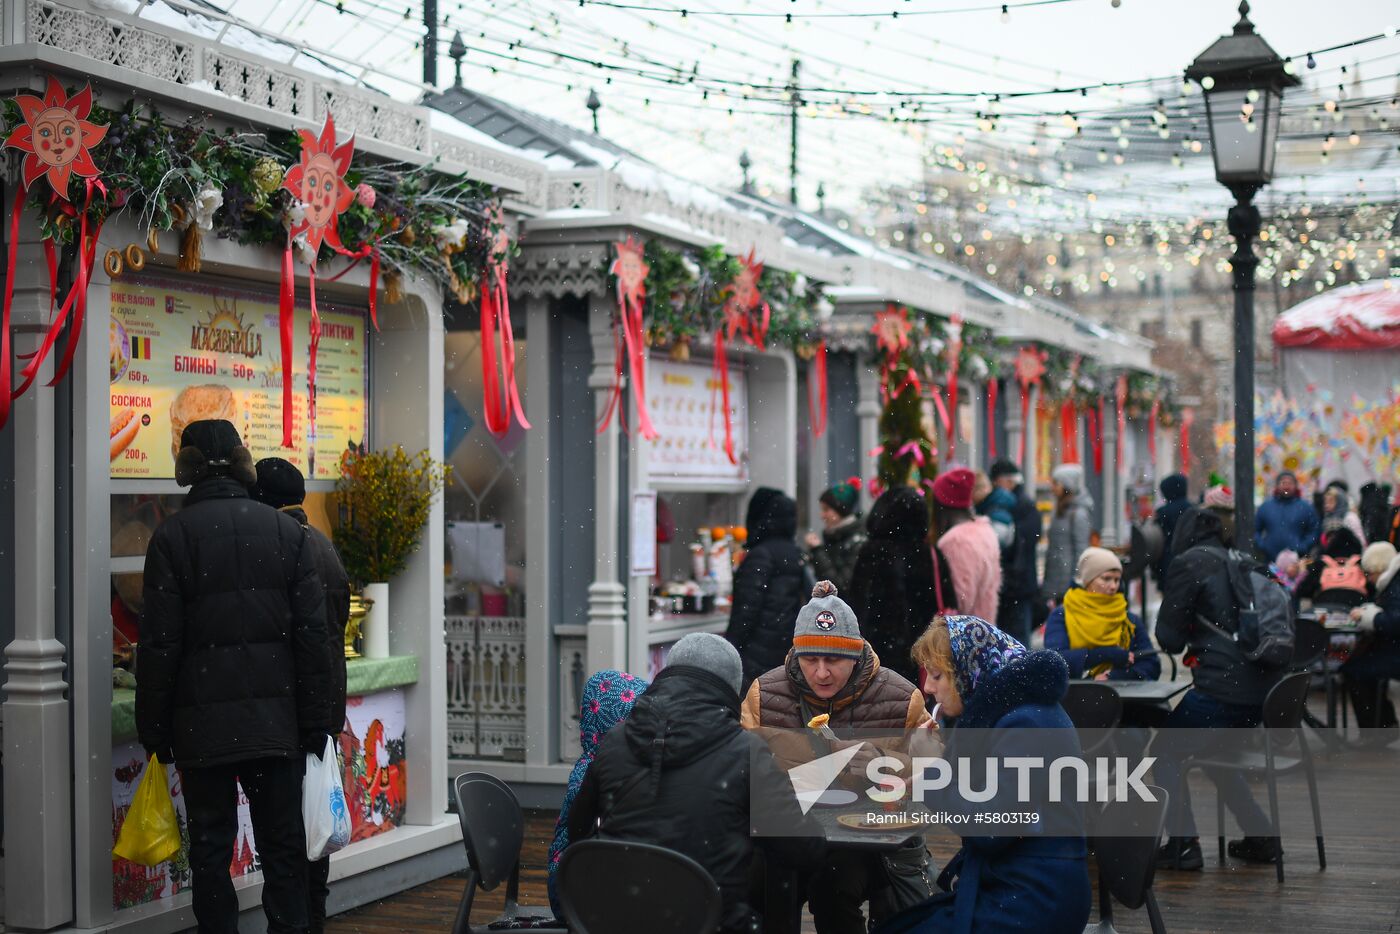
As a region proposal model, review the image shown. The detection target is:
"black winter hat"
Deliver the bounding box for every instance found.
[988,458,1022,481]
[252,457,306,509]
[175,419,255,487]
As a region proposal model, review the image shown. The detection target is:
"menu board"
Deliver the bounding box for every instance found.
[109,274,368,481]
[644,359,748,484]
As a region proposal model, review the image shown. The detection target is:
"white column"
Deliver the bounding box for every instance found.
[372,285,447,827]
[1022,384,1040,488]
[74,238,116,928]
[3,227,73,929]
[1005,380,1025,479]
[1101,392,1121,548]
[522,293,553,768]
[965,381,985,471]
[856,361,880,511]
[586,294,627,675]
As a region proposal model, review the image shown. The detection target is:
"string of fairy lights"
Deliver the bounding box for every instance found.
[211,0,1400,293]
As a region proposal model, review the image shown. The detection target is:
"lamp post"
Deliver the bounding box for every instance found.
[1186,0,1297,546]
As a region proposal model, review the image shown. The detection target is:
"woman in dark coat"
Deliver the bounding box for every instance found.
[846,488,939,682]
[805,479,866,594]
[725,487,808,691]
[877,616,1090,934]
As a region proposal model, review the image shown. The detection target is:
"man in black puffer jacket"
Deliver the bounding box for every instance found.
[726,487,808,692]
[137,420,332,934]
[251,456,352,934]
[568,633,823,934]
[1153,507,1284,871]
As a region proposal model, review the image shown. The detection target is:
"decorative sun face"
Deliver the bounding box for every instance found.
[4,78,107,200]
[282,115,355,259]
[612,237,649,302]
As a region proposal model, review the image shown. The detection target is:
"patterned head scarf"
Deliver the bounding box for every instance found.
[549,669,648,911]
[944,616,1026,702]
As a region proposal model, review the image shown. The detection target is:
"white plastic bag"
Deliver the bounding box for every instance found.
[303,736,352,860]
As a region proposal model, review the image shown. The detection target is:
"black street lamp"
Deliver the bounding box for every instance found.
[1186,0,1298,544]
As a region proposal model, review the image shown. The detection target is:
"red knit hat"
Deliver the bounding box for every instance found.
[932,468,975,510]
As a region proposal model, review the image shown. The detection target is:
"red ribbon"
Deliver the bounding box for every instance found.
[710,328,737,464]
[308,268,320,449]
[279,243,296,446]
[1148,399,1160,464]
[985,378,998,460]
[325,242,381,332]
[480,263,529,437]
[597,282,656,440]
[1088,403,1104,474]
[1180,407,1195,469]
[931,384,952,438]
[1059,401,1079,464]
[12,179,103,403]
[1018,382,1032,464]
[808,340,828,438]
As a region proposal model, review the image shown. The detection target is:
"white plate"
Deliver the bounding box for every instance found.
[797,789,860,808]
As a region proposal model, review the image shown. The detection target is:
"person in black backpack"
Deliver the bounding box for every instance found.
[1153,507,1286,871]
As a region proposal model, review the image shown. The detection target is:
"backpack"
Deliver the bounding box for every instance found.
[1319,555,1366,593]
[1196,549,1295,669]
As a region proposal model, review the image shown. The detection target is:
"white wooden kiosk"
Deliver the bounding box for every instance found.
[0,0,551,928]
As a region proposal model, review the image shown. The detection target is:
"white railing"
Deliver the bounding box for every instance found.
[445,615,528,761]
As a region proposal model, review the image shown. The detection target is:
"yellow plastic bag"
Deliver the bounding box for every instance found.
[113,755,182,866]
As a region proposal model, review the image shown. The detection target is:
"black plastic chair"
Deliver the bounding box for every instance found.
[451,772,566,934]
[557,839,721,934]
[1062,681,1124,757]
[1182,671,1325,884]
[1087,785,1169,934]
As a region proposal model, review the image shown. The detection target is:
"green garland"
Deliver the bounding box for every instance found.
[6,95,505,296]
[607,240,830,356]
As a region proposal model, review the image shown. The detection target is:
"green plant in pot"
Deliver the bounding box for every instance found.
[334,445,450,658]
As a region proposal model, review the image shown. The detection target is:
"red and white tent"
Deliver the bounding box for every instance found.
[1272,279,1400,350]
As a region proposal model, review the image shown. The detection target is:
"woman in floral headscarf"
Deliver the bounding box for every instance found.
[547,669,648,917]
[876,617,1090,934]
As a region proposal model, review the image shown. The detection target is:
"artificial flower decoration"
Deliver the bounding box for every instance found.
[723,249,767,346]
[281,115,355,261]
[873,305,912,356]
[4,77,107,199]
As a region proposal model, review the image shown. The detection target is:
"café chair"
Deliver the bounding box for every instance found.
[1180,671,1325,884]
[1061,681,1124,757]
[557,839,721,934]
[1085,785,1169,934]
[451,772,567,934]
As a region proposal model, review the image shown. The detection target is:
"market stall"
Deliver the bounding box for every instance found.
[0,1,550,926]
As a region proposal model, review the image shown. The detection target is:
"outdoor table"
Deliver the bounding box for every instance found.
[1107,681,1190,705]
[762,800,935,934]
[1303,612,1364,728]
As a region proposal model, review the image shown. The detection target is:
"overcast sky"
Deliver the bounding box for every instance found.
[224,0,1400,215]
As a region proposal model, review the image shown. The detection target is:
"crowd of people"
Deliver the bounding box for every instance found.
[135,421,1400,933]
[557,463,1400,933]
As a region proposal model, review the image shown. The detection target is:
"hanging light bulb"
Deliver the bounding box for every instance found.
[1000,4,1010,23]
[1307,52,1317,69]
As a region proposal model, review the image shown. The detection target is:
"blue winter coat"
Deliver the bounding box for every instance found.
[874,651,1091,934]
[1043,601,1161,681]
[1254,495,1320,561]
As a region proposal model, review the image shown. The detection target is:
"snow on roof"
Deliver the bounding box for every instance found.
[428,108,572,169]
[1273,279,1400,351]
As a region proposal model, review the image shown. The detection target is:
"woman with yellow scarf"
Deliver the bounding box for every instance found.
[1044,548,1161,682]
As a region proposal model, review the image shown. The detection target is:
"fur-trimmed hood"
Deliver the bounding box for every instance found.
[954,650,1070,730]
[1378,554,1400,596]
